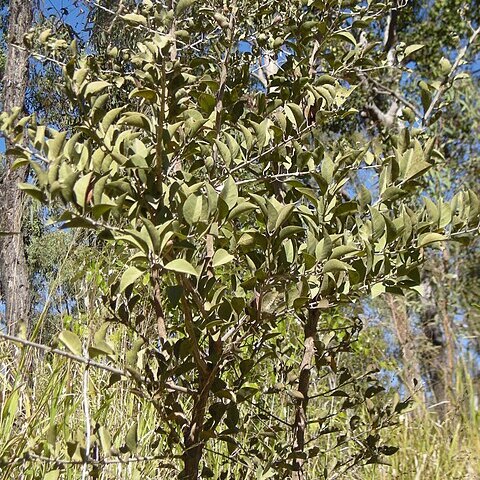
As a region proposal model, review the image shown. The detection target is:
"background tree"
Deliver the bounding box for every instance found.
[0,0,32,334]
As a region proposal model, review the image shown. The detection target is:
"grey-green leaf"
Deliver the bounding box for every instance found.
[58,330,82,356]
[212,249,234,267]
[165,259,198,276]
[120,266,144,292]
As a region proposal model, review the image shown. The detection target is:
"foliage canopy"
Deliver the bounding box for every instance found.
[1,0,480,478]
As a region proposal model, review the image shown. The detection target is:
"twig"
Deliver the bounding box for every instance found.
[8,42,66,68]
[0,332,192,395]
[81,347,91,480]
[6,452,177,467]
[227,123,316,177]
[423,24,480,125]
[368,75,422,118]
[236,170,314,186]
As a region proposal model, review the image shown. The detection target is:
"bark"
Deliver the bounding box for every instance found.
[292,308,320,480]
[179,284,216,480]
[181,370,215,480]
[386,294,425,404]
[0,0,33,334]
[151,265,167,340]
[419,279,448,417]
[439,247,455,400]
[418,251,456,415]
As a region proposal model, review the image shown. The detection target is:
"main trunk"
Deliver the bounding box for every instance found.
[0,0,32,334]
[182,373,212,480]
[292,308,320,480]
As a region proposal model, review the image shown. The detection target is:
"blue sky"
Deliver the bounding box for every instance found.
[42,0,90,37]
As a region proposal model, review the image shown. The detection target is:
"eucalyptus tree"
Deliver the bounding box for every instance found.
[356,0,480,408]
[0,0,32,334]
[1,0,479,478]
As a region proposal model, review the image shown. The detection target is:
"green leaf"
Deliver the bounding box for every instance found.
[89,340,114,358]
[279,225,304,242]
[405,160,431,181]
[266,200,279,233]
[227,201,257,220]
[275,204,295,231]
[58,330,82,356]
[323,259,352,273]
[369,207,386,242]
[418,232,447,248]
[18,183,45,202]
[316,235,332,262]
[371,283,385,299]
[404,44,424,57]
[439,57,452,75]
[331,244,358,259]
[125,423,138,453]
[285,103,304,129]
[175,0,197,15]
[47,131,67,160]
[183,193,204,225]
[212,249,234,267]
[358,185,372,207]
[119,112,152,130]
[101,106,124,132]
[120,266,144,292]
[381,187,406,202]
[122,13,147,26]
[214,139,231,166]
[44,471,61,480]
[321,155,334,184]
[84,81,111,97]
[219,176,238,210]
[239,125,253,150]
[165,259,198,276]
[73,173,92,209]
[334,31,357,45]
[98,426,112,456]
[143,218,161,252]
[252,119,270,150]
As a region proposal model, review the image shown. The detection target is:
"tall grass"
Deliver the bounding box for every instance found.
[1,245,479,479]
[2,335,480,479]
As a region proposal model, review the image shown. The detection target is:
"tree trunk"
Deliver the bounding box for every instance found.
[0,0,32,334]
[292,308,320,480]
[182,372,213,480]
[386,294,425,404]
[419,279,448,417]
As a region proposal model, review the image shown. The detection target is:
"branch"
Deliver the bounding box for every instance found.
[228,123,316,177]
[180,294,209,376]
[5,452,177,467]
[81,351,91,480]
[423,24,480,126]
[383,1,398,54]
[0,332,192,395]
[361,0,403,128]
[368,75,422,118]
[364,100,399,128]
[291,308,320,480]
